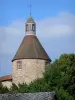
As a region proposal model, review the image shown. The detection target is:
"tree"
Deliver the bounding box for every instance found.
[0,54,75,100]
[44,54,75,99]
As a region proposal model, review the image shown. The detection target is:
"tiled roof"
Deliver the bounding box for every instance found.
[12,35,51,62]
[0,75,12,82]
[0,92,57,100]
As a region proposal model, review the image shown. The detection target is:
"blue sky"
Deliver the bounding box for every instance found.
[0,0,75,76]
[0,0,75,25]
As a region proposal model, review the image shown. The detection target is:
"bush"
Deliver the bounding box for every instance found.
[0,54,75,99]
[0,82,9,93]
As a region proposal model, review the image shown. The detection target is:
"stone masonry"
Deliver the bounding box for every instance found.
[12,59,45,85]
[2,81,12,89]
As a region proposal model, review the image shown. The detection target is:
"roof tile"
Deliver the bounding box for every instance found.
[0,75,12,82]
[12,35,51,62]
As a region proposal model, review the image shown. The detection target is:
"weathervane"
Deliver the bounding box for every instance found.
[28,0,32,15]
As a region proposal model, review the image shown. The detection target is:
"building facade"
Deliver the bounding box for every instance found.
[0,16,51,87]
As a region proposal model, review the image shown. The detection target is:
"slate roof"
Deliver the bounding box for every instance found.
[26,16,35,23]
[12,35,51,62]
[0,75,12,82]
[0,92,57,100]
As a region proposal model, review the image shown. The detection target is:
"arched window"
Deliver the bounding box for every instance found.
[17,61,22,70]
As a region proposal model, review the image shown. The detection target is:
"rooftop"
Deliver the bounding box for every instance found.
[12,35,51,62]
[26,16,35,23]
[0,75,12,82]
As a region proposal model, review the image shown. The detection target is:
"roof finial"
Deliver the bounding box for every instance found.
[28,0,32,15]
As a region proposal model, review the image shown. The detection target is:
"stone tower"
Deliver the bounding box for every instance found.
[12,16,51,85]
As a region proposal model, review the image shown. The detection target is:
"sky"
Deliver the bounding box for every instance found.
[0,0,75,76]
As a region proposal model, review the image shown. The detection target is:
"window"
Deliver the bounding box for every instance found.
[30,24,32,31]
[26,24,28,31]
[32,24,35,31]
[17,61,22,70]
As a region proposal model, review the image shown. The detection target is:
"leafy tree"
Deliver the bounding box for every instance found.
[18,83,29,93]
[10,83,18,93]
[44,54,75,99]
[0,54,75,100]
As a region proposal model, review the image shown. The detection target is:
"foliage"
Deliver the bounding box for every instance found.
[55,87,74,100]
[0,54,75,99]
[43,54,75,99]
[10,83,18,93]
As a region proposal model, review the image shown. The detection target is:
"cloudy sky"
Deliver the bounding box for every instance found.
[0,0,75,76]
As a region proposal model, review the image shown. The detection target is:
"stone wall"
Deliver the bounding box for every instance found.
[2,81,12,89]
[12,59,45,85]
[0,92,57,100]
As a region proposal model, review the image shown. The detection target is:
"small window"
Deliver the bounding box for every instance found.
[32,24,35,31]
[26,24,28,31]
[30,24,32,31]
[17,61,22,70]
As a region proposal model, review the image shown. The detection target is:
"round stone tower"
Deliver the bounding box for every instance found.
[12,16,51,85]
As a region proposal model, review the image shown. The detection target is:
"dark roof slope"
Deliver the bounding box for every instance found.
[12,35,51,62]
[0,75,12,82]
[26,16,35,23]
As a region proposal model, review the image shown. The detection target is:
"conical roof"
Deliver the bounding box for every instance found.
[26,16,35,23]
[12,35,51,62]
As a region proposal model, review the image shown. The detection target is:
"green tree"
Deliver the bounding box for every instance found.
[10,83,18,93]
[0,54,75,100]
[44,54,75,99]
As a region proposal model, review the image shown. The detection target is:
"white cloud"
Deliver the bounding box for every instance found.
[0,12,75,55]
[0,12,75,76]
[37,12,75,38]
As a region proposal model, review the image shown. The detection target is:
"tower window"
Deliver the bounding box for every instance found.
[32,24,35,31]
[17,61,22,70]
[26,24,28,31]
